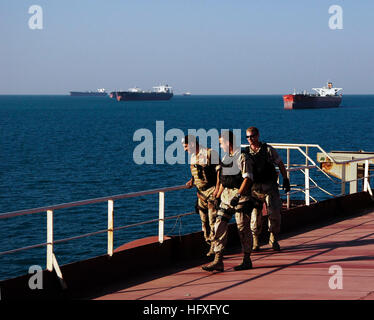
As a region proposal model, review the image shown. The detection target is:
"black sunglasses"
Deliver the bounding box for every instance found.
[246,134,257,139]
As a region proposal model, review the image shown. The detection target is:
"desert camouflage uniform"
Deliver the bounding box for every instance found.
[190,146,219,243]
[213,149,253,255]
[247,143,283,237]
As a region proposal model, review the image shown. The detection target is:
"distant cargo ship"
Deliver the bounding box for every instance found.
[283,82,342,109]
[70,88,107,97]
[112,85,173,101]
[183,92,191,96]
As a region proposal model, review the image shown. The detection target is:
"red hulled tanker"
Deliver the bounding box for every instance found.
[283,82,342,109]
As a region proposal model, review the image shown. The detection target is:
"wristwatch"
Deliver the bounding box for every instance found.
[236,193,241,198]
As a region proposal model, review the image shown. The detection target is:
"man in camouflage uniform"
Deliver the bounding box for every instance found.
[202,131,256,272]
[183,135,220,256]
[245,126,290,252]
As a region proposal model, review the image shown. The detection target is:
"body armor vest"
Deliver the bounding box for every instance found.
[219,155,244,189]
[246,143,278,184]
[190,149,217,190]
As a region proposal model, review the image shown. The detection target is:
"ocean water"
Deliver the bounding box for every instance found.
[0,94,373,280]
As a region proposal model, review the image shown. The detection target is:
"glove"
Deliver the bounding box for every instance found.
[283,177,291,193]
[230,195,240,207]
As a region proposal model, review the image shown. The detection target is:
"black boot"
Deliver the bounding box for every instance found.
[234,253,252,271]
[269,233,281,251]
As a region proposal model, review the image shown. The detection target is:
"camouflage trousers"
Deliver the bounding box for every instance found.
[213,202,253,255]
[250,182,282,236]
[196,186,218,243]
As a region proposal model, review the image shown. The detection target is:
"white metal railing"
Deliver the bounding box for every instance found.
[267,143,374,208]
[0,185,192,286]
[1,143,373,285]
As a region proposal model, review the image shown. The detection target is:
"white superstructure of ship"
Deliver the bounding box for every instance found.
[312,82,342,97]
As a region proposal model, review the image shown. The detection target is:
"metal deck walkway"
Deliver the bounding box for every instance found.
[94,209,374,300]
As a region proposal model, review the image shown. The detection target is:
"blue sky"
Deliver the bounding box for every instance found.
[1,0,373,94]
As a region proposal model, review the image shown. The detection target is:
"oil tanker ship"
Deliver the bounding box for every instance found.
[111,85,173,101]
[70,88,107,97]
[283,82,342,109]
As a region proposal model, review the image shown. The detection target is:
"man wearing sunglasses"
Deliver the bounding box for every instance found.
[183,135,221,257]
[245,127,290,252]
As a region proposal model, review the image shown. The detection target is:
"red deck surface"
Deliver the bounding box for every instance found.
[95,210,374,300]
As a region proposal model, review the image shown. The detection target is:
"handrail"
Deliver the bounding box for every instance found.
[0,185,188,220]
[265,143,374,205]
[270,143,374,164]
[0,211,195,257]
[0,184,190,285]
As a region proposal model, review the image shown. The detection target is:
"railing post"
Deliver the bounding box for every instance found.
[305,167,310,206]
[364,160,369,192]
[108,199,114,257]
[159,192,165,243]
[349,162,358,194]
[341,164,346,195]
[286,148,290,209]
[46,210,53,271]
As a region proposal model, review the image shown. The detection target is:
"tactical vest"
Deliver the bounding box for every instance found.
[190,149,217,191]
[245,143,278,184]
[219,154,244,189]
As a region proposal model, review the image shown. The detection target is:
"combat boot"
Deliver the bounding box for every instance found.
[269,232,281,251]
[202,252,224,272]
[252,235,260,252]
[234,253,252,271]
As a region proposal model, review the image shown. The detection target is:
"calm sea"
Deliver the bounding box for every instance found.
[1,94,373,280]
